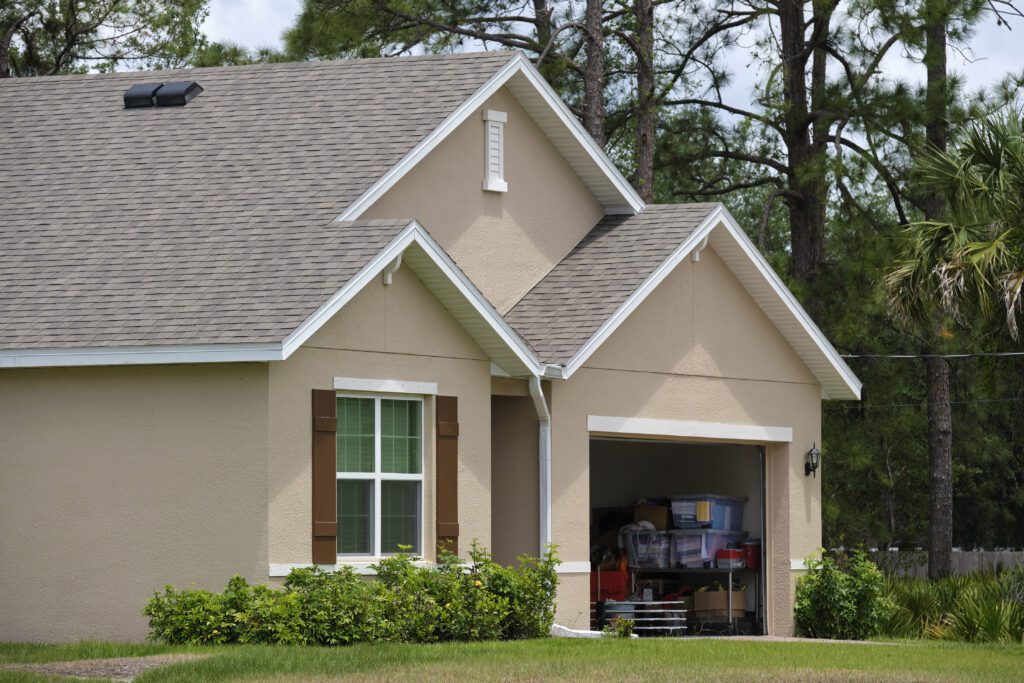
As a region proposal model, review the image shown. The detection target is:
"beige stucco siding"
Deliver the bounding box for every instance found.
[549,246,822,634]
[268,264,493,565]
[362,87,605,314]
[490,395,540,565]
[0,364,269,642]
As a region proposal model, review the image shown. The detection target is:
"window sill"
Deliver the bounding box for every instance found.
[269,560,433,577]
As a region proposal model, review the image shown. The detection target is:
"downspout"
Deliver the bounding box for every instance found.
[529,374,552,555]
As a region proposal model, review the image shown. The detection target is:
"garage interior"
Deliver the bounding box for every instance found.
[589,438,766,636]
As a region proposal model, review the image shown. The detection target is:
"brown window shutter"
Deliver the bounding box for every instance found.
[435,395,459,555]
[311,389,337,564]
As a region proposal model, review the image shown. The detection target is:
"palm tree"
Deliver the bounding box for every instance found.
[887,111,1024,339]
[885,110,1024,579]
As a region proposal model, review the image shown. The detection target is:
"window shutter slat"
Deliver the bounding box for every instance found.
[312,389,337,564]
[435,395,459,555]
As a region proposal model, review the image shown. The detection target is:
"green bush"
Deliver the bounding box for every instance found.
[794,550,887,640]
[881,567,1024,643]
[143,544,560,646]
[143,586,232,645]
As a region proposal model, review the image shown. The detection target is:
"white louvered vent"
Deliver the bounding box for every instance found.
[482,109,508,192]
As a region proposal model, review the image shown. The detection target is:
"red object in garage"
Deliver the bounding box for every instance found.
[741,540,761,570]
[590,570,629,601]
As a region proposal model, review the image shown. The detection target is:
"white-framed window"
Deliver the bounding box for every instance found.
[335,393,424,558]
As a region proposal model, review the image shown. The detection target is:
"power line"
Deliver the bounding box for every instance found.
[841,396,1024,409]
[842,352,1024,359]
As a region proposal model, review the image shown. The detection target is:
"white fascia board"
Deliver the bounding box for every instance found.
[336,53,643,221]
[334,377,438,395]
[281,222,421,357]
[561,205,862,401]
[712,207,862,401]
[588,415,793,443]
[281,219,541,375]
[512,58,644,214]
[562,209,721,378]
[0,342,283,369]
[402,222,543,376]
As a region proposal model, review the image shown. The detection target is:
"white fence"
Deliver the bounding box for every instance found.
[871,550,1024,578]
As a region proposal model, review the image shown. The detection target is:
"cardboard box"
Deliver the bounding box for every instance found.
[632,503,670,530]
[693,589,745,618]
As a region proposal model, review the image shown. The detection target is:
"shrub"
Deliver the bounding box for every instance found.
[794,550,886,640]
[603,617,634,638]
[143,586,232,645]
[880,568,1024,643]
[143,544,560,646]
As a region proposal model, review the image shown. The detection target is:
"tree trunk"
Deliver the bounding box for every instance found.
[634,0,655,202]
[925,355,953,579]
[923,0,953,581]
[534,0,553,53]
[583,0,606,147]
[778,0,827,280]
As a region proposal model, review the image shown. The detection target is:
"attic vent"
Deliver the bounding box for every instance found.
[123,83,163,108]
[123,81,203,109]
[155,81,203,107]
[482,109,507,193]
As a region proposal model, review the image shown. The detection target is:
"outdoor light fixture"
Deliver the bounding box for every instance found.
[805,443,821,477]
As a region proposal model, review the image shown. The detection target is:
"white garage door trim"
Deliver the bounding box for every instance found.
[587,415,793,443]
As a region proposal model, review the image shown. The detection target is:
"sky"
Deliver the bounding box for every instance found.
[202,0,1022,107]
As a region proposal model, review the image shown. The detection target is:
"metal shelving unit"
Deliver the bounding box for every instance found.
[591,599,687,636]
[633,566,760,635]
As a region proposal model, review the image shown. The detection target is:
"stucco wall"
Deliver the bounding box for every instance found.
[490,395,540,565]
[362,87,605,314]
[267,264,493,565]
[0,364,269,642]
[549,246,822,634]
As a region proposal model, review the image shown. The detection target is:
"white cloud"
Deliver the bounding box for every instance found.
[202,0,302,50]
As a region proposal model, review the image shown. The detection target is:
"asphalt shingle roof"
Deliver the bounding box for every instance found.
[505,203,720,364]
[0,52,515,349]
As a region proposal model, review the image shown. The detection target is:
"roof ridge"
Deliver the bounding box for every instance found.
[0,50,520,85]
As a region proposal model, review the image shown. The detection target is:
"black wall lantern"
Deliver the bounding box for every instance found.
[805,443,821,477]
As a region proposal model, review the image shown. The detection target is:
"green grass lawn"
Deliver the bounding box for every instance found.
[2,638,1023,682]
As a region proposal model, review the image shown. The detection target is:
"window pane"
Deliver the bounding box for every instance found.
[336,397,374,473]
[380,399,421,474]
[337,479,373,555]
[381,480,420,553]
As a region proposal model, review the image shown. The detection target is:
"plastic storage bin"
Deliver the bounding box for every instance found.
[623,530,672,568]
[672,529,747,568]
[671,494,745,531]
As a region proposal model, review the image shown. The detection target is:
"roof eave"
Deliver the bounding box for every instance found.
[556,204,862,401]
[335,52,643,222]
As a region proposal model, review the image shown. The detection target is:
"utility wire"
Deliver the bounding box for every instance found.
[842,352,1024,359]
[842,397,1024,409]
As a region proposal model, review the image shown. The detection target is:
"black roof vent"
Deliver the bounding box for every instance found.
[154,81,203,107]
[123,83,163,108]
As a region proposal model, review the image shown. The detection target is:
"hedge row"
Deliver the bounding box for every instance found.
[144,545,559,645]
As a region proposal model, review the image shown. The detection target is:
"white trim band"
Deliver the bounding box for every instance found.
[334,377,438,395]
[556,561,592,574]
[588,415,793,443]
[269,561,434,577]
[791,559,807,570]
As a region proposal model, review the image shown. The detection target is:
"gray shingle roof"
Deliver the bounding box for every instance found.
[505,203,720,364]
[0,52,515,349]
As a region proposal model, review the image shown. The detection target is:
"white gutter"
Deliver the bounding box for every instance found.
[529,374,552,555]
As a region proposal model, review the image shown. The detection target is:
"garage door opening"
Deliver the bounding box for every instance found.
[589,438,766,636]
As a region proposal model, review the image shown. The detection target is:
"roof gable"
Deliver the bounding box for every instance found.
[0,219,542,377]
[506,204,861,400]
[336,52,644,221]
